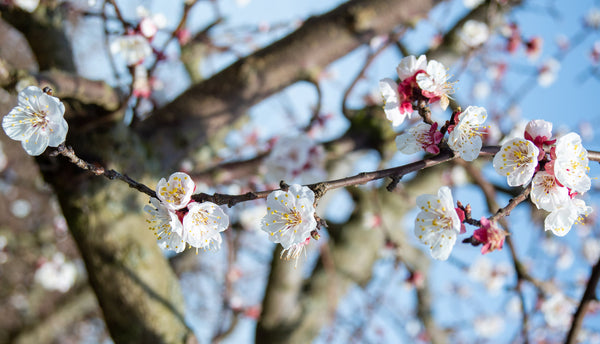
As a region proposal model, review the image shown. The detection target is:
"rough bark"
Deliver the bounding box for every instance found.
[136,0,438,167]
[1,5,193,344]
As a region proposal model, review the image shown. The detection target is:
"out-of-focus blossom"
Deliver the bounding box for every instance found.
[137,6,167,38]
[579,121,595,142]
[538,58,560,87]
[473,81,490,100]
[541,293,575,329]
[556,34,570,51]
[34,253,77,293]
[110,35,152,66]
[11,199,31,218]
[133,65,152,98]
[236,0,251,7]
[463,0,484,9]
[525,36,543,60]
[459,20,489,48]
[585,8,600,29]
[474,315,504,338]
[263,134,326,184]
[556,246,574,270]
[14,0,39,12]
[504,23,521,54]
[468,258,512,293]
[583,238,600,264]
[488,63,507,81]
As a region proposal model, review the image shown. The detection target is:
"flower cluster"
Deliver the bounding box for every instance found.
[379,55,454,127]
[493,119,592,236]
[145,172,229,253]
[260,184,318,263]
[2,86,69,156]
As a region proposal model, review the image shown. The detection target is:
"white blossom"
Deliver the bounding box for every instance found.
[396,55,427,81]
[447,105,487,161]
[261,184,317,260]
[553,132,591,194]
[541,293,575,329]
[182,202,229,251]
[156,172,195,211]
[416,60,454,110]
[34,253,78,293]
[545,197,592,237]
[379,78,410,126]
[110,35,152,65]
[493,138,539,186]
[414,186,462,260]
[459,20,489,48]
[530,171,570,212]
[145,198,186,253]
[2,86,68,156]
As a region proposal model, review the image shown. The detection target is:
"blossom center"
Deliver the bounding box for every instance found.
[283,209,303,227]
[189,210,209,226]
[509,144,534,168]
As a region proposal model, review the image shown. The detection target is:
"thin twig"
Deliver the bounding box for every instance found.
[53,144,157,198]
[53,142,600,211]
[341,32,402,119]
[564,256,600,344]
